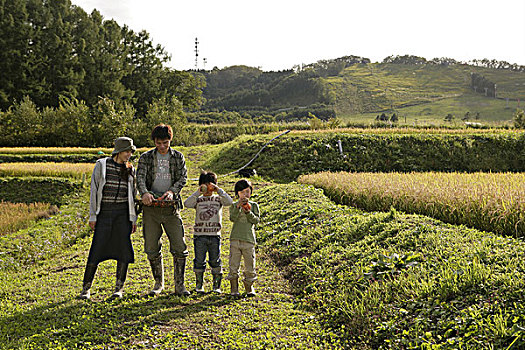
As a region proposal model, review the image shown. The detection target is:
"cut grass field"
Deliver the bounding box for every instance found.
[299,171,525,237]
[0,148,343,349]
[339,94,519,126]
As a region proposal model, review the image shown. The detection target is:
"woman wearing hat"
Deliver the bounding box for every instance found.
[79,137,138,300]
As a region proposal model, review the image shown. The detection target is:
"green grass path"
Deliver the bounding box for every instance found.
[0,176,341,349]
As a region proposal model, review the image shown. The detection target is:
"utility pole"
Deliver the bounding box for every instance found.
[194,37,199,70]
[203,58,207,70]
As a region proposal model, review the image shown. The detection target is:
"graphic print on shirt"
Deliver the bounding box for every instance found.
[156,159,170,180]
[194,196,223,234]
[199,203,219,221]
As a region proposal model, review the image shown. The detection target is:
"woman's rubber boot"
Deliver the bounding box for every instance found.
[148,256,164,296]
[174,257,190,296]
[212,273,222,293]
[110,261,128,299]
[79,263,98,300]
[230,278,240,297]
[243,280,256,297]
[195,271,205,294]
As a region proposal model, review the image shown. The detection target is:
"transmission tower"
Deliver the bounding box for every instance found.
[194,37,199,70]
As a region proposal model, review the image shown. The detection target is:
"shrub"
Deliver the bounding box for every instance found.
[513,109,525,128]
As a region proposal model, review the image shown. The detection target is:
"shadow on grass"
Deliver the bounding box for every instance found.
[0,291,239,348]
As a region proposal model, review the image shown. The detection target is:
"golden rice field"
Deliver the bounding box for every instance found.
[0,147,150,154]
[0,162,94,178]
[289,127,521,136]
[299,171,525,237]
[0,202,58,236]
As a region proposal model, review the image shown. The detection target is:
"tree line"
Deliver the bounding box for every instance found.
[382,55,525,72]
[0,0,204,115]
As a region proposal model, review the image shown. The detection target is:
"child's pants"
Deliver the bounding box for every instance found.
[227,239,256,282]
[193,235,222,274]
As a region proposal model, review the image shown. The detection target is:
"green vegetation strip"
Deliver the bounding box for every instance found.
[206,132,525,182]
[0,154,102,163]
[256,183,525,349]
[0,177,82,206]
[299,171,525,237]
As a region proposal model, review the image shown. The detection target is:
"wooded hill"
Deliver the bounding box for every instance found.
[198,56,525,123]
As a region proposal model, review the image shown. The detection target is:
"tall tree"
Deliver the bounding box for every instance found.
[121,27,170,116]
[31,0,83,107]
[0,0,33,109]
[160,69,205,110]
[72,8,133,107]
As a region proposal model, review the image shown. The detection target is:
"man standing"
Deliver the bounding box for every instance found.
[137,124,190,296]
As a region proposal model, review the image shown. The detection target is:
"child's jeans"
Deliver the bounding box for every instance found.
[227,239,257,282]
[193,235,222,274]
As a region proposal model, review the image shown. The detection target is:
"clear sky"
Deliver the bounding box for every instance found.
[70,0,525,71]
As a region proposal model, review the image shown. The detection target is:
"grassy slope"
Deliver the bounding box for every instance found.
[256,183,525,349]
[328,63,525,124]
[0,146,342,349]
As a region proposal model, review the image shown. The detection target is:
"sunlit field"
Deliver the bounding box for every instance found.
[0,202,58,236]
[300,171,525,236]
[0,162,94,178]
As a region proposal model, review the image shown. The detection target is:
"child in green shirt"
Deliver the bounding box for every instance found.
[227,179,260,297]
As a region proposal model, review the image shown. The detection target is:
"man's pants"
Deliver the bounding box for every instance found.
[142,206,188,259]
[193,235,222,274]
[227,239,256,282]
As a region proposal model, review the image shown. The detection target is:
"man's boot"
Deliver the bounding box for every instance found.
[212,273,222,293]
[243,280,256,297]
[174,257,190,296]
[110,261,128,299]
[230,278,240,297]
[195,271,205,294]
[79,263,98,300]
[149,256,164,296]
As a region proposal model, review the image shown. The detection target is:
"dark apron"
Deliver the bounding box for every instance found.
[87,202,134,264]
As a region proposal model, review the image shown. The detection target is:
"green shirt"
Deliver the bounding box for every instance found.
[229,201,260,244]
